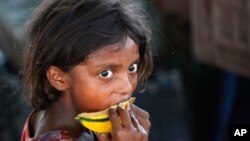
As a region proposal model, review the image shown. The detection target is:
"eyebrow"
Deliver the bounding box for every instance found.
[93,57,140,69]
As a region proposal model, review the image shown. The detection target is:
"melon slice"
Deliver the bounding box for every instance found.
[75,97,136,133]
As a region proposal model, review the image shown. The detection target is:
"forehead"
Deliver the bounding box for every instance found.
[85,37,139,62]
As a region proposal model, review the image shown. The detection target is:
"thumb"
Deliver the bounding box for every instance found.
[97,133,110,141]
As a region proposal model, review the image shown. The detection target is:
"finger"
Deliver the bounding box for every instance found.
[131,104,150,119]
[131,105,151,133]
[130,111,139,129]
[138,124,148,135]
[116,106,132,128]
[109,108,122,131]
[135,114,151,134]
[97,133,110,141]
[130,112,148,135]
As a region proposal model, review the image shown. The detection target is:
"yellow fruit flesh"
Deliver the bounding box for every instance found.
[75,97,135,133]
[81,121,111,133]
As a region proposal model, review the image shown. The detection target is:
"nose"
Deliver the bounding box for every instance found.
[117,73,134,95]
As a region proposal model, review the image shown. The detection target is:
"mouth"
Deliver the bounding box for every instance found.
[113,97,136,110]
[117,97,131,105]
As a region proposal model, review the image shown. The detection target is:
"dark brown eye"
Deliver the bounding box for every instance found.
[128,64,138,73]
[99,70,113,78]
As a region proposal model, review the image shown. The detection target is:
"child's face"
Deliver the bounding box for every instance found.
[66,37,139,113]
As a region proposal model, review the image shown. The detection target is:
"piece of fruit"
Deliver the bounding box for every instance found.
[75,97,136,133]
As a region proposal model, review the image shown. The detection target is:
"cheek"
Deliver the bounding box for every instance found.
[71,79,116,112]
[131,75,138,91]
[69,73,138,112]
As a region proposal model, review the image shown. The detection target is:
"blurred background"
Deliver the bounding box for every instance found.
[0,0,250,141]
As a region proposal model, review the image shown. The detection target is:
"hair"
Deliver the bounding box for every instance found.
[22,0,153,109]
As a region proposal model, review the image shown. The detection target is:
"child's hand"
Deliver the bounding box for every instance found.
[97,106,149,141]
[130,104,151,135]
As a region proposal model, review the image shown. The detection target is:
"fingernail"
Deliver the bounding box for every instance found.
[116,106,123,112]
[108,108,115,114]
[100,133,106,137]
[125,103,131,110]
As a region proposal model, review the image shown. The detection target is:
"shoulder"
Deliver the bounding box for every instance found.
[21,111,97,141]
[21,111,76,141]
[22,122,76,141]
[25,129,98,141]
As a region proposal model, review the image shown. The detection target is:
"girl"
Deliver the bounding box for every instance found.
[21,0,153,140]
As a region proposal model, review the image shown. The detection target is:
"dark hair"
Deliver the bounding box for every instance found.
[22,0,153,109]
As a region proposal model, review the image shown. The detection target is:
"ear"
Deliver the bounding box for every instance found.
[46,66,69,91]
